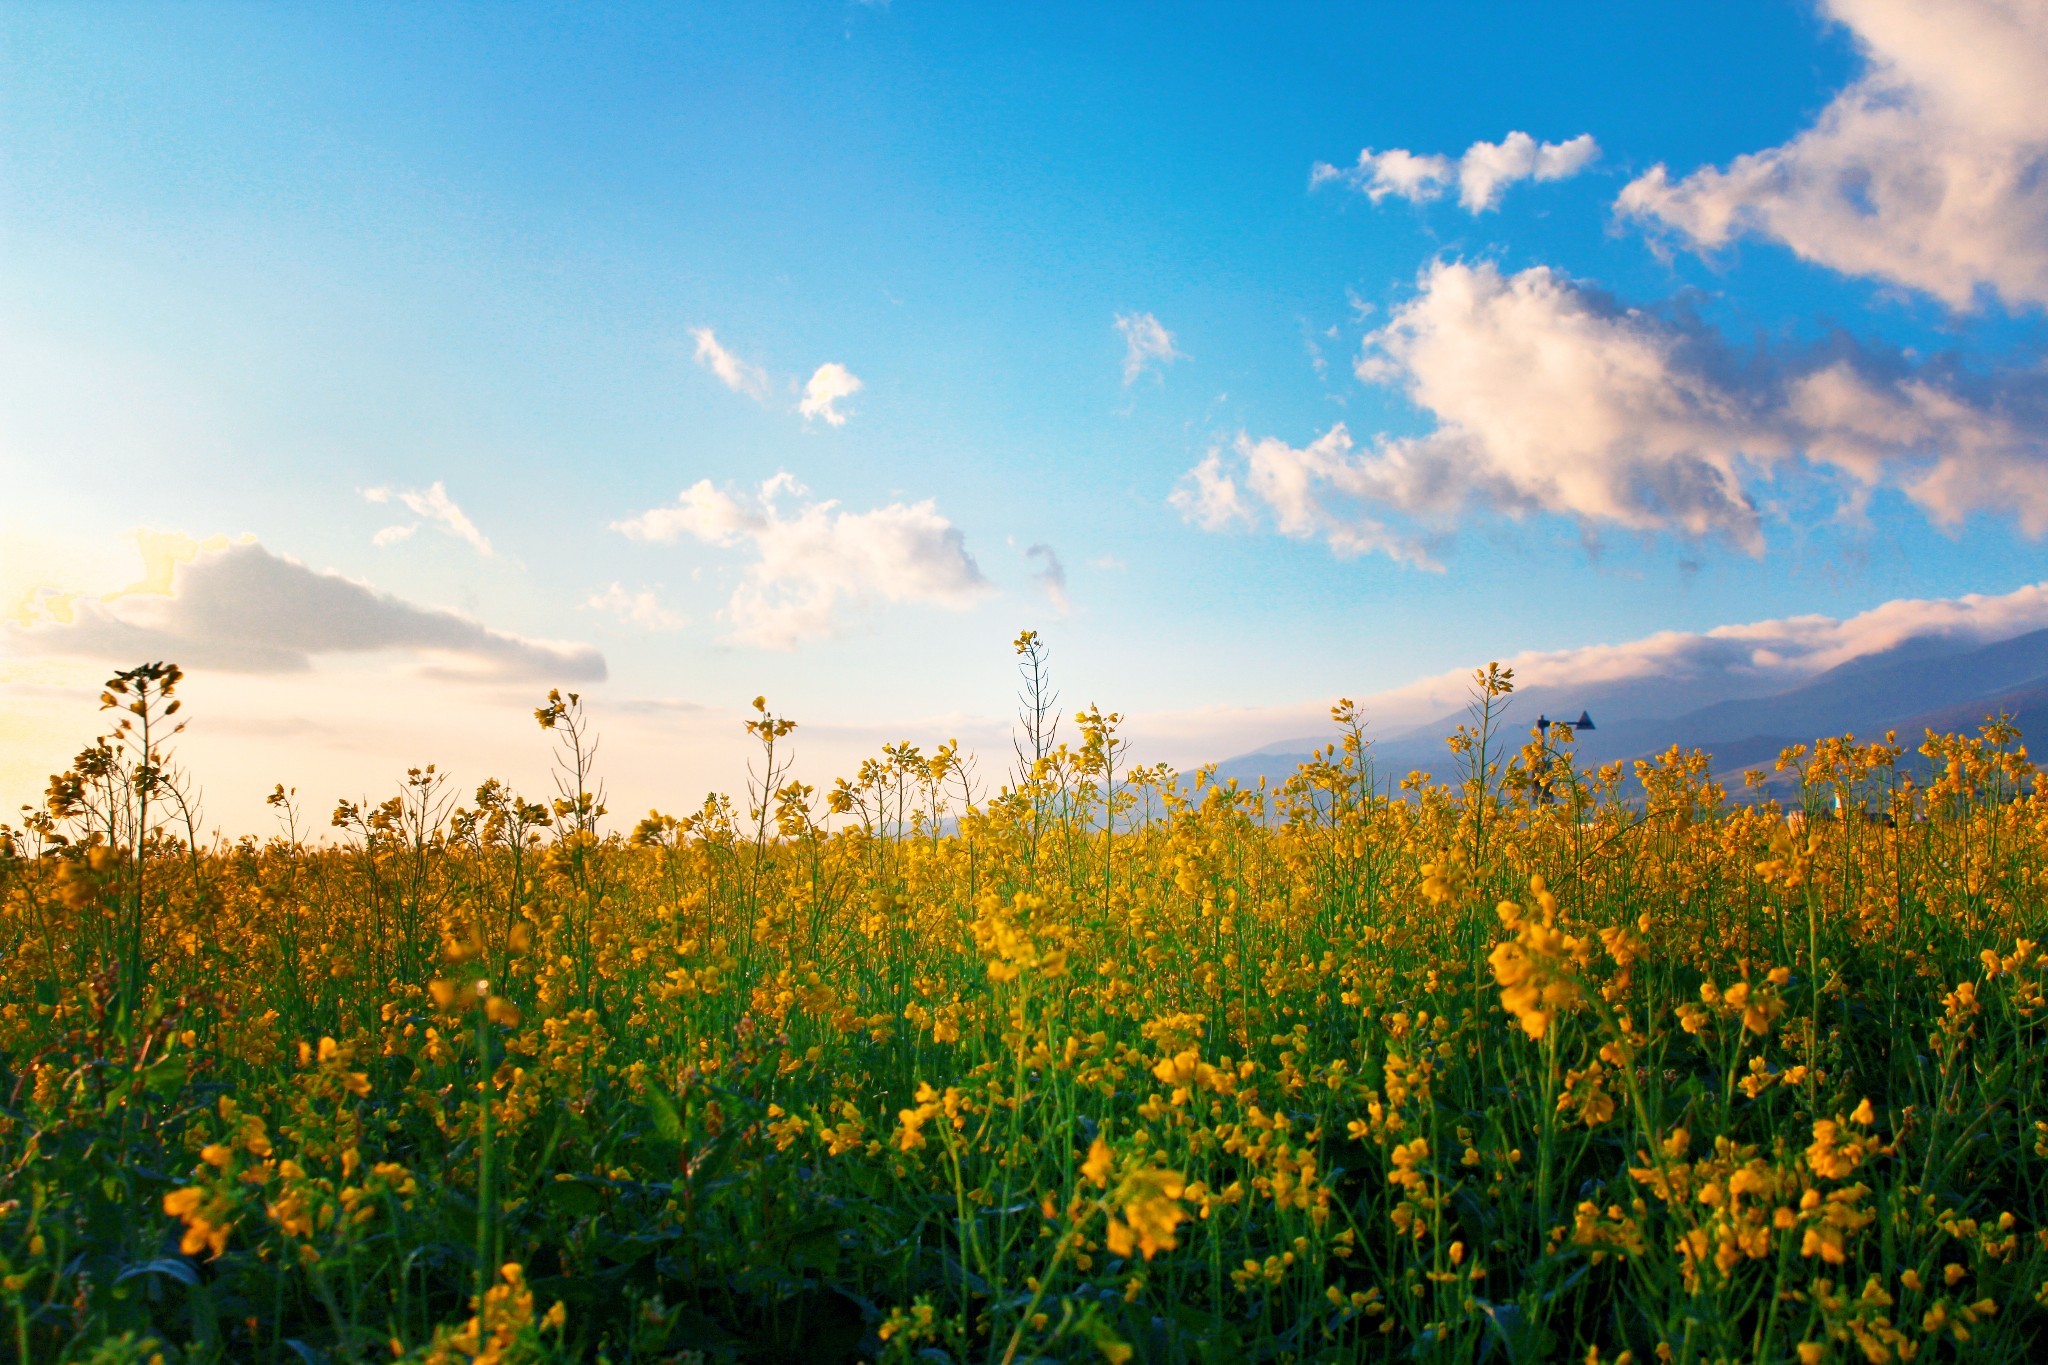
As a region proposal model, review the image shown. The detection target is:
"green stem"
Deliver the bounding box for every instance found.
[474,993,495,1300]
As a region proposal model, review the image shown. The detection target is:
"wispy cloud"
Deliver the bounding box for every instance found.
[1175,258,2048,563]
[586,583,686,632]
[362,482,494,557]
[689,326,771,400]
[799,362,864,426]
[1619,0,2048,310]
[7,536,602,679]
[1025,543,1068,613]
[613,474,992,649]
[1313,131,1598,212]
[1116,312,1185,385]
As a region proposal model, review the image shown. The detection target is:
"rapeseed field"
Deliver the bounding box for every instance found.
[5,644,2048,1363]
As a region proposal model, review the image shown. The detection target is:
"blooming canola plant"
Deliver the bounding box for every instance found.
[3,652,2048,1362]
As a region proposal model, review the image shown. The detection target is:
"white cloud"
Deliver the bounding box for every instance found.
[1454,132,1600,211]
[1786,361,2048,532]
[689,327,771,400]
[799,362,863,426]
[612,475,993,649]
[1116,312,1185,385]
[363,482,494,557]
[6,536,603,679]
[1167,450,1253,531]
[1025,543,1068,613]
[611,476,760,547]
[1355,260,1779,547]
[1313,131,1598,212]
[1186,427,1444,569]
[1618,0,2048,310]
[1312,146,1452,202]
[1174,259,2048,562]
[587,583,686,632]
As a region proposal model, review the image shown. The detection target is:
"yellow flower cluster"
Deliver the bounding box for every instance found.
[1488,875,1582,1039]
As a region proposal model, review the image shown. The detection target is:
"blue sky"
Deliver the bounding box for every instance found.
[7,1,2048,827]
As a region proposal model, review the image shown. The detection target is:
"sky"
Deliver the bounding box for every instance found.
[5,0,2048,832]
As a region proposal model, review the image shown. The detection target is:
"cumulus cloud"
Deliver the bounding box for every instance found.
[1174,259,2048,562]
[612,475,993,649]
[1313,147,1454,204]
[799,362,863,426]
[1175,428,1445,568]
[1313,131,1598,212]
[1116,312,1185,384]
[1618,0,2048,310]
[363,482,493,556]
[1168,451,1255,532]
[7,537,604,679]
[1025,543,1068,613]
[586,583,685,632]
[689,327,771,400]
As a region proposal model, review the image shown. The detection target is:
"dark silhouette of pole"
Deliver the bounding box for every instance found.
[1533,711,1595,806]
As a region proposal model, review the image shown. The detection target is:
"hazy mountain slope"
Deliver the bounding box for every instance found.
[1210,627,2048,791]
[1662,627,2048,747]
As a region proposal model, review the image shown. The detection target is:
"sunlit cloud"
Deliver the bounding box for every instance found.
[586,583,686,632]
[1176,259,2048,562]
[1314,131,1599,212]
[799,362,863,426]
[613,474,992,649]
[688,326,771,400]
[7,535,602,679]
[1619,0,2048,310]
[362,482,494,557]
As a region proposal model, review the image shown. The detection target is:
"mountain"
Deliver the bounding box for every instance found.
[1211,626,2048,794]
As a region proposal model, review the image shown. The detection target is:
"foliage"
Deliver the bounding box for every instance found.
[5,660,2048,1362]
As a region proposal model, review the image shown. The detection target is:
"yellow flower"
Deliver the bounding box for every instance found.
[1805,1118,1870,1180]
[1082,1136,1115,1190]
[1489,878,1581,1039]
[162,1186,231,1258]
[1107,1167,1188,1261]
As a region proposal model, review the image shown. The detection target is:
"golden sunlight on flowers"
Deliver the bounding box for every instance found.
[10,672,2048,1360]
[1488,875,1582,1039]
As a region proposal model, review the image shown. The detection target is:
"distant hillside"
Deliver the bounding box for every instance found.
[1211,626,2048,795]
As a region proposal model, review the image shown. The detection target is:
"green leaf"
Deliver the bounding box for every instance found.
[143,1053,189,1097]
[540,1177,606,1218]
[646,1082,684,1149]
[686,1123,745,1191]
[117,1257,199,1287]
[785,1224,841,1274]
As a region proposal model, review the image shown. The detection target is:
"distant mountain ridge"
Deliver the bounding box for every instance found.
[1212,625,2048,793]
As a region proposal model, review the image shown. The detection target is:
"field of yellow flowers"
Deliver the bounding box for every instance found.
[6,650,2048,1364]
